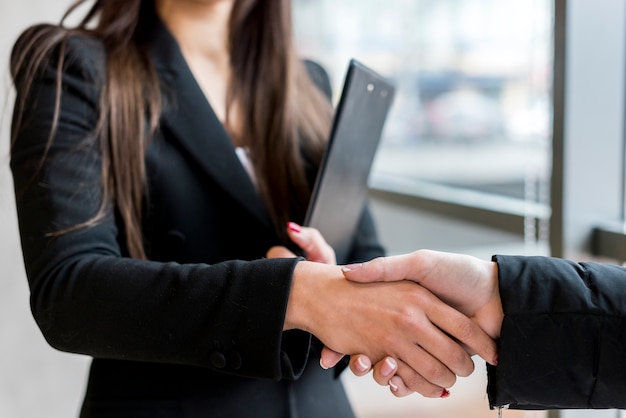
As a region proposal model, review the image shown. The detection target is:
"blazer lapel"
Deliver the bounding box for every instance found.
[147,18,273,231]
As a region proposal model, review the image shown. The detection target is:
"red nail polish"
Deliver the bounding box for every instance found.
[287,222,301,233]
[440,388,450,398]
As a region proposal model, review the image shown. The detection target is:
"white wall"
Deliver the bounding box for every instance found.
[0,2,90,417]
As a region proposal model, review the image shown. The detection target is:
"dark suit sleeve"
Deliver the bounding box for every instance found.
[487,255,626,409]
[10,32,310,381]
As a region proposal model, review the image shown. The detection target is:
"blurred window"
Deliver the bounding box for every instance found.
[294,0,553,244]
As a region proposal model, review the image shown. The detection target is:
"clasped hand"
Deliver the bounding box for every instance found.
[269,223,502,398]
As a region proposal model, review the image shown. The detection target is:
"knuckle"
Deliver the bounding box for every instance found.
[450,347,473,377]
[455,318,477,341]
[406,285,431,306]
[425,363,455,388]
[393,307,421,331]
[381,332,399,351]
[402,374,441,398]
[366,256,387,279]
[380,257,389,280]
[309,228,323,242]
[401,372,423,391]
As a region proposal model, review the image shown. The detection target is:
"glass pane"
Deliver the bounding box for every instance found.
[293,0,552,206]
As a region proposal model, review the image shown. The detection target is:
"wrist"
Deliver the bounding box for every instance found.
[284,261,308,331]
[284,260,342,333]
[474,260,504,339]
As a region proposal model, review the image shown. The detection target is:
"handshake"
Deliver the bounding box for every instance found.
[272,224,504,399]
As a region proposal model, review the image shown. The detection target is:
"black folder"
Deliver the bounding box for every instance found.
[304,59,395,264]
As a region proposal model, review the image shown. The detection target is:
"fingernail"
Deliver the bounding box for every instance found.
[320,358,329,370]
[440,388,450,398]
[389,379,399,392]
[381,357,397,377]
[493,355,499,366]
[342,263,362,272]
[287,222,301,233]
[356,357,369,373]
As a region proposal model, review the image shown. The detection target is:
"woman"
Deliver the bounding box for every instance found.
[339,250,626,410]
[10,0,497,416]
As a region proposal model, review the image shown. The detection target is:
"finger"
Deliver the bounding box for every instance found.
[320,346,345,369]
[287,222,336,264]
[392,338,457,388]
[369,358,413,398]
[394,359,447,398]
[348,354,372,376]
[266,245,296,259]
[342,253,417,284]
[380,291,463,386]
[371,357,398,386]
[388,375,412,397]
[422,291,498,368]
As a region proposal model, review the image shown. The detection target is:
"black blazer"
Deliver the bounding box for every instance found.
[11,16,384,418]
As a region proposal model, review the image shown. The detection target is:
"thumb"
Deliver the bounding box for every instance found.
[342,254,415,284]
[286,222,336,264]
[320,346,345,369]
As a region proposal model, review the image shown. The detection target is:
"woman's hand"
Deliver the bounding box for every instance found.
[267,223,495,397]
[269,223,386,372]
[269,223,360,375]
[267,225,405,393]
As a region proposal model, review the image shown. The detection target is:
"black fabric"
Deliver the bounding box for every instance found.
[79,358,353,418]
[487,255,626,409]
[11,15,384,418]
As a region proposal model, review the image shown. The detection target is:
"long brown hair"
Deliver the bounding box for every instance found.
[11,0,332,259]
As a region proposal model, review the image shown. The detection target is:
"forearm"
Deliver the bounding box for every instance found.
[26,235,308,378]
[488,255,626,409]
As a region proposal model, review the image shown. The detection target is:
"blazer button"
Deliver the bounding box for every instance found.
[228,351,242,370]
[210,351,227,369]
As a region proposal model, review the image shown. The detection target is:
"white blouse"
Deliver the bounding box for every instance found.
[235,147,258,190]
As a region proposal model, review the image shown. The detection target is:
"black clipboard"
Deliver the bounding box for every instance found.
[304,59,395,264]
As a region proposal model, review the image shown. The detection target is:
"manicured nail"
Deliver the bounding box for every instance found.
[320,357,329,370]
[287,222,301,233]
[356,357,369,373]
[381,357,397,377]
[342,263,363,272]
[440,388,450,398]
[389,379,399,392]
